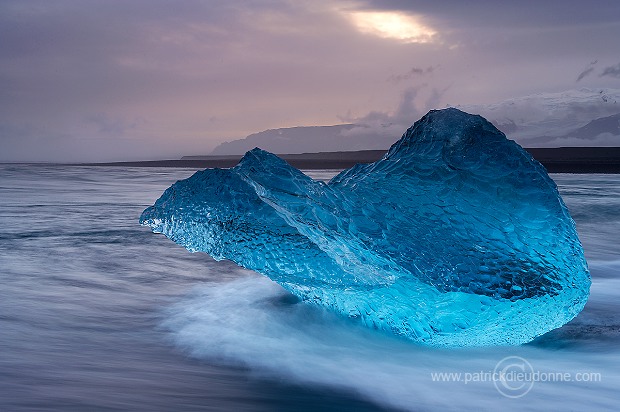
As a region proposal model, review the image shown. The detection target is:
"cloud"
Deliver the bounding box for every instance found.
[576,59,600,82]
[2,0,620,161]
[576,67,594,82]
[601,63,620,79]
[388,66,436,83]
[339,85,449,141]
[345,10,437,44]
[354,1,620,29]
[460,88,620,147]
[85,114,140,136]
[351,86,424,125]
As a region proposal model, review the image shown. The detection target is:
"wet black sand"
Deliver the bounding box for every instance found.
[82,147,620,173]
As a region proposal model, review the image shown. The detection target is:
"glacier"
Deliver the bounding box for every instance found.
[140,108,590,347]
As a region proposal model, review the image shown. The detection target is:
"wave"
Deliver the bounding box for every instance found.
[163,274,620,411]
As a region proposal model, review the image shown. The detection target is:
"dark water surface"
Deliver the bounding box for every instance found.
[1,165,619,411]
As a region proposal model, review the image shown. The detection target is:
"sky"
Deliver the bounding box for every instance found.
[2,0,620,161]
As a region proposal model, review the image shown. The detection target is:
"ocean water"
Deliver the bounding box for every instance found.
[1,164,619,411]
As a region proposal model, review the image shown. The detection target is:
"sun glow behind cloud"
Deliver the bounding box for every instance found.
[348,11,436,43]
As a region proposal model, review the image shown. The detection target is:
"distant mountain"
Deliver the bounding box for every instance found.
[566,112,620,140]
[212,125,351,155]
[521,112,620,147]
[210,88,620,154]
[462,88,620,144]
[211,123,403,155]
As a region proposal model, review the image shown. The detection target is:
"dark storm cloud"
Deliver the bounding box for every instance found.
[576,60,599,82]
[576,67,594,82]
[600,63,620,79]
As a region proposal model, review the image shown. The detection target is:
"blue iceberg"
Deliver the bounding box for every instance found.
[141,108,590,347]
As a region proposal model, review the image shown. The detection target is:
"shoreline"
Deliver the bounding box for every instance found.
[6,147,620,173]
[86,147,620,173]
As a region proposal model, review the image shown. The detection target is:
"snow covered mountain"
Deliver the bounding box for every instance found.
[210,124,399,155]
[461,88,620,146]
[210,88,620,154]
[521,112,620,147]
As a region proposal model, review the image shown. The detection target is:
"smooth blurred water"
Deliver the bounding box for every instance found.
[0,165,619,411]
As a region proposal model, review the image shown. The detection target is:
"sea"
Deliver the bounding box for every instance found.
[1,164,619,411]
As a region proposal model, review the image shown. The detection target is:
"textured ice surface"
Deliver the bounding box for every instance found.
[141,108,590,346]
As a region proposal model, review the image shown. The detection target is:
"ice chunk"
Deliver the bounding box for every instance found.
[140,108,590,347]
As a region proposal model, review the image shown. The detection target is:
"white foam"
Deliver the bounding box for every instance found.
[164,275,620,411]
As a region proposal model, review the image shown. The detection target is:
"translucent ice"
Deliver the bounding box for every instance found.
[140,108,590,347]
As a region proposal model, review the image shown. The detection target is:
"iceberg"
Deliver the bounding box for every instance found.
[141,108,590,347]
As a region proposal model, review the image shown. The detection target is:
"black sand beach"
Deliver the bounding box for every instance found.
[83,147,620,173]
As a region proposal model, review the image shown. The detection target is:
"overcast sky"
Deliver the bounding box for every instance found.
[2,0,620,161]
